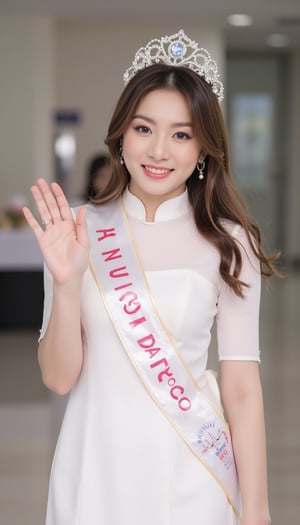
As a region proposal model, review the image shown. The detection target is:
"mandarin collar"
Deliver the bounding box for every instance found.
[122,186,190,223]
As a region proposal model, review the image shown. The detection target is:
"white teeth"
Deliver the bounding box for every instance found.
[145,166,170,174]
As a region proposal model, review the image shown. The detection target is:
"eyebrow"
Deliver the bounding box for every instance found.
[132,114,193,128]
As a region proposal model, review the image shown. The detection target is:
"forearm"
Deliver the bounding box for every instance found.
[38,278,84,395]
[221,362,271,525]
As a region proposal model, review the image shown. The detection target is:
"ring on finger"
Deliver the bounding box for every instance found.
[41,218,52,228]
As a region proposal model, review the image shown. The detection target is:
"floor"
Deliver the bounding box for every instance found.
[0,271,299,524]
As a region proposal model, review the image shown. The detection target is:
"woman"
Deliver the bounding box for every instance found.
[83,153,111,200]
[23,30,275,525]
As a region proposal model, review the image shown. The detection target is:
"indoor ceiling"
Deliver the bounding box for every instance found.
[0,0,300,50]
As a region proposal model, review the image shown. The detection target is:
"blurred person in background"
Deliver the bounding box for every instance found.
[83,153,111,201]
[23,30,277,525]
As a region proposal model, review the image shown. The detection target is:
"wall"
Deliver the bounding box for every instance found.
[287,51,300,262]
[0,15,54,209]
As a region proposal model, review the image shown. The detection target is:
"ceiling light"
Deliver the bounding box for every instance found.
[266,33,290,47]
[228,14,253,27]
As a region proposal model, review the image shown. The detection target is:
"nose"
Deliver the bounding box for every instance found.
[148,133,169,161]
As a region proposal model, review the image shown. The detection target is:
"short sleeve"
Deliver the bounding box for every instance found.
[38,263,53,342]
[216,227,261,362]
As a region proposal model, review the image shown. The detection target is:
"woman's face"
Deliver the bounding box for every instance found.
[122,88,201,216]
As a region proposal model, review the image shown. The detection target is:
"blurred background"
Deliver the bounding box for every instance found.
[0,1,299,524]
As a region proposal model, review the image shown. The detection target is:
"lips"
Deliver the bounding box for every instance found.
[142,164,173,179]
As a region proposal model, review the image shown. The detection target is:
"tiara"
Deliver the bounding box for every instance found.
[123,29,224,102]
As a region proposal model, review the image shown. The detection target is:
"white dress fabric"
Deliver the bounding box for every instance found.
[41,187,261,525]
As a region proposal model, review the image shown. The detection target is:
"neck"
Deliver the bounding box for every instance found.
[127,188,166,222]
[127,184,187,223]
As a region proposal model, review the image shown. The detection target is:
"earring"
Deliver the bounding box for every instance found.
[197,159,205,180]
[119,145,124,165]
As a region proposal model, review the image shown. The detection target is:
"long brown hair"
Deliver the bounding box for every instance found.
[95,63,278,296]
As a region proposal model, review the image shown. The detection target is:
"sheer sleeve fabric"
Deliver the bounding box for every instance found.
[216,226,261,362]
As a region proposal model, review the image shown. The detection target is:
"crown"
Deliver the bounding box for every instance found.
[123,29,224,102]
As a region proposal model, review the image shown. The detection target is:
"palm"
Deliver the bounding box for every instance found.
[39,218,89,283]
[23,179,90,284]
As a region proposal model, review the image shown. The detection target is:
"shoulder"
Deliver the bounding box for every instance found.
[221,219,260,270]
[221,219,254,245]
[71,199,117,216]
[220,218,242,238]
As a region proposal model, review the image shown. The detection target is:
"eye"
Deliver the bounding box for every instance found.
[174,131,191,140]
[134,125,151,134]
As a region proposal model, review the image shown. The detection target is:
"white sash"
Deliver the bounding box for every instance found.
[85,198,241,516]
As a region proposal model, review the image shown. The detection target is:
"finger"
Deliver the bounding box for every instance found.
[22,206,44,241]
[30,184,54,224]
[50,182,74,222]
[36,178,63,222]
[75,207,89,247]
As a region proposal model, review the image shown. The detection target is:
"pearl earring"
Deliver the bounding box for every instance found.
[197,160,205,180]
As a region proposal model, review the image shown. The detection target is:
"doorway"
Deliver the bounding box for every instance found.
[226,53,289,251]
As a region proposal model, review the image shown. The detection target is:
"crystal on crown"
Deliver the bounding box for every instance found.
[170,42,185,58]
[123,29,224,102]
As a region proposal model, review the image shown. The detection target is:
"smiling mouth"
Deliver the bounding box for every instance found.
[142,165,174,179]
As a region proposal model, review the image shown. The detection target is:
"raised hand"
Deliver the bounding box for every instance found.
[23,179,90,284]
